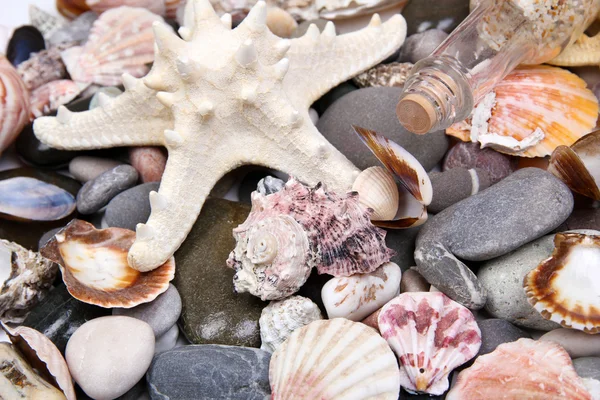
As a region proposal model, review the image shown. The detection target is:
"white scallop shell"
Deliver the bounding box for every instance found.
[352,166,399,221]
[259,295,322,353]
[269,318,401,399]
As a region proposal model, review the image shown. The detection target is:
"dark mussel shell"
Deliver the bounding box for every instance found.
[7,26,45,67]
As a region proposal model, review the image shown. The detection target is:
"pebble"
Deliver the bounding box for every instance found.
[104,182,160,230]
[128,147,167,183]
[69,156,123,183]
[400,268,430,293]
[312,81,358,115]
[443,141,517,184]
[147,345,271,399]
[556,208,600,232]
[66,316,155,400]
[428,167,490,214]
[401,0,470,35]
[477,319,530,356]
[88,86,123,110]
[16,123,79,167]
[574,358,600,381]
[415,168,573,309]
[113,284,182,337]
[38,227,62,250]
[397,29,449,63]
[174,198,266,347]
[540,329,600,358]
[385,225,422,271]
[316,87,449,171]
[155,324,180,354]
[76,165,139,214]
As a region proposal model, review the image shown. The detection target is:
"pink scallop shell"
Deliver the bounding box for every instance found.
[0,55,30,155]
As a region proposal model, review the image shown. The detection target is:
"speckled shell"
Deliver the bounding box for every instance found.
[227,178,394,300]
[40,219,175,308]
[352,62,413,88]
[259,295,322,353]
[269,318,401,399]
[447,338,592,400]
[0,240,58,324]
[61,7,167,86]
[378,292,481,395]
[524,232,600,333]
[0,56,30,156]
[17,45,70,92]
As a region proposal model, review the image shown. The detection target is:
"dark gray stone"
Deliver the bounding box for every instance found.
[312,81,358,115]
[147,345,271,400]
[386,225,422,272]
[574,358,600,381]
[401,0,470,35]
[415,168,574,309]
[316,87,449,171]
[428,168,490,214]
[443,141,517,185]
[556,208,600,232]
[38,227,62,250]
[397,29,449,63]
[77,165,139,214]
[477,319,530,356]
[104,182,160,230]
[113,284,182,337]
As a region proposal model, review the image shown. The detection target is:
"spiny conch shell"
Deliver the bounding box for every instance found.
[30,80,90,118]
[259,295,322,353]
[524,232,600,333]
[0,177,76,222]
[0,55,30,156]
[352,125,431,229]
[352,166,399,221]
[269,318,401,399]
[377,292,481,395]
[227,178,394,301]
[40,219,175,308]
[352,62,413,88]
[446,65,599,158]
[0,240,58,324]
[446,338,593,400]
[2,325,76,400]
[60,7,168,86]
[548,129,600,201]
[29,5,68,39]
[17,45,71,92]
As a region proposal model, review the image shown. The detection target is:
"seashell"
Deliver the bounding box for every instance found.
[0,240,58,324]
[446,338,593,400]
[30,80,90,118]
[226,178,394,300]
[377,292,481,395]
[40,219,175,308]
[352,166,399,221]
[86,0,167,16]
[266,7,298,38]
[29,5,69,40]
[17,45,71,92]
[0,177,76,222]
[259,295,322,353]
[549,11,600,67]
[269,318,401,399]
[352,62,414,88]
[60,7,167,86]
[48,11,98,47]
[57,0,92,19]
[548,129,600,201]
[446,65,600,158]
[6,26,46,67]
[2,325,76,400]
[322,261,401,321]
[0,56,30,156]
[524,232,600,333]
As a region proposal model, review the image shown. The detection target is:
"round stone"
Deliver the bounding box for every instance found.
[477,319,530,356]
[574,357,600,381]
[443,141,517,184]
[76,165,139,214]
[104,182,160,230]
[128,146,167,183]
[69,156,123,183]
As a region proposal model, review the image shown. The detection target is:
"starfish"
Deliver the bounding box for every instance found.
[33,0,406,272]
[549,12,600,67]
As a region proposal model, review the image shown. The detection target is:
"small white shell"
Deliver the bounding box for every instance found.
[352,166,399,221]
[259,295,322,353]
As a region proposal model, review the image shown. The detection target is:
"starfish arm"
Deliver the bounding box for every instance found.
[284,14,407,111]
[33,75,171,150]
[548,32,600,66]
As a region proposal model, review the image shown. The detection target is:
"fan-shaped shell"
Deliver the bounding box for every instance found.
[524,232,600,333]
[377,292,481,395]
[61,7,167,86]
[30,80,89,118]
[447,338,592,400]
[446,65,599,158]
[269,318,400,399]
[40,219,175,308]
[2,325,75,400]
[86,0,167,15]
[352,166,399,221]
[259,295,322,353]
[0,55,30,156]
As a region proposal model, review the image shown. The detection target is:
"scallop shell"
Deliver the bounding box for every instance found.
[227,178,394,300]
[0,55,30,156]
[0,177,76,222]
[352,62,413,88]
[86,0,167,16]
[2,325,75,400]
[269,318,401,399]
[30,80,90,118]
[446,65,599,158]
[524,232,600,333]
[259,295,322,353]
[446,338,593,400]
[60,7,167,86]
[40,219,175,308]
[352,166,399,221]
[17,45,70,92]
[377,292,481,395]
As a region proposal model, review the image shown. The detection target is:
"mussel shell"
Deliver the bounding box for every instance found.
[7,26,45,67]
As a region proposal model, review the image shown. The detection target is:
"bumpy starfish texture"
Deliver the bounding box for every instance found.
[33,0,406,272]
[549,13,600,67]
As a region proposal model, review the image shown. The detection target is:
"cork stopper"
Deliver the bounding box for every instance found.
[396,93,437,135]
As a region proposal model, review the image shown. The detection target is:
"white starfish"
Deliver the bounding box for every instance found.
[33,0,407,272]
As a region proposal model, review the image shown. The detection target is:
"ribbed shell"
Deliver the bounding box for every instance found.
[352,166,399,221]
[0,56,30,156]
[30,80,89,118]
[86,0,167,15]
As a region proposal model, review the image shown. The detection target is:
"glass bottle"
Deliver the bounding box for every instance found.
[396,0,600,134]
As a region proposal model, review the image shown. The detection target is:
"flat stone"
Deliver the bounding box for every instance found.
[113,283,182,337]
[69,156,123,183]
[428,168,490,214]
[316,87,449,171]
[556,208,600,232]
[104,182,160,230]
[540,329,600,358]
[443,141,517,185]
[155,324,179,354]
[174,198,266,347]
[128,147,167,183]
[401,0,470,35]
[415,168,573,309]
[477,319,530,356]
[77,165,139,214]
[574,358,600,381]
[147,345,271,400]
[397,29,449,63]
[400,268,430,293]
[385,225,422,272]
